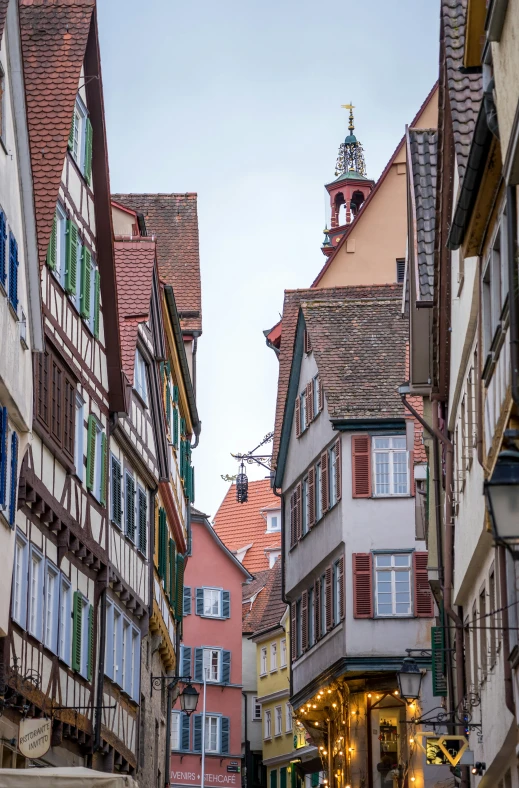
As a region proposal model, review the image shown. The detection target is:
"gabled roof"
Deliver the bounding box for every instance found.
[213,479,281,574]
[114,239,156,385]
[407,128,438,303]
[250,560,286,639]
[111,193,202,334]
[190,510,252,580]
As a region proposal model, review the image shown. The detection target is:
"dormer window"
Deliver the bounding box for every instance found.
[266,512,281,532]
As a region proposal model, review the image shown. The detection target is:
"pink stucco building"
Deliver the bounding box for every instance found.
[171,509,252,788]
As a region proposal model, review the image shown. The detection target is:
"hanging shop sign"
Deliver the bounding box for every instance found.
[415,733,469,767]
[18,717,51,759]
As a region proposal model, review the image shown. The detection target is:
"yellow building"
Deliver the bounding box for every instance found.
[251,563,320,788]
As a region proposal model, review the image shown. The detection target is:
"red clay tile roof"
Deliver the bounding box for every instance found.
[242,563,286,636]
[213,479,281,574]
[111,193,202,334]
[19,0,95,270]
[242,569,271,633]
[0,0,9,44]
[114,239,156,385]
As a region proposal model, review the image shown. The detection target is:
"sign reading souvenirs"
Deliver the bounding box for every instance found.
[18,717,51,759]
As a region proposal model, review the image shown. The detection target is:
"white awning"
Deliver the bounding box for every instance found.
[0,767,139,788]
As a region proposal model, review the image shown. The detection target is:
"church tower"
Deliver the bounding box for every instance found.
[322,104,375,256]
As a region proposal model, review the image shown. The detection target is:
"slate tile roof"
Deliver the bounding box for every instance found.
[112,193,202,334]
[442,0,482,184]
[0,0,9,43]
[301,290,408,421]
[213,479,281,574]
[114,239,156,385]
[407,128,438,302]
[19,0,95,270]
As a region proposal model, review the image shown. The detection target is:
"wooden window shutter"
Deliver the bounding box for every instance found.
[63,376,75,460]
[87,604,94,682]
[8,431,18,526]
[325,566,333,631]
[175,554,185,622]
[84,118,93,186]
[0,211,6,285]
[0,407,8,507]
[46,214,57,270]
[221,651,231,685]
[166,382,171,425]
[222,590,231,618]
[111,456,122,527]
[86,415,96,491]
[8,233,19,310]
[195,587,204,615]
[431,625,448,696]
[295,482,302,541]
[334,438,342,502]
[51,359,62,443]
[72,591,82,672]
[221,717,230,754]
[295,397,301,438]
[193,713,202,751]
[80,246,92,319]
[352,553,373,619]
[93,269,101,339]
[68,111,76,151]
[308,466,316,527]
[413,552,433,617]
[65,220,78,294]
[35,351,50,427]
[290,492,297,547]
[318,376,324,412]
[305,382,313,422]
[138,489,147,554]
[169,538,176,600]
[99,433,107,506]
[352,435,372,498]
[314,578,320,640]
[321,451,329,512]
[126,474,136,541]
[338,555,345,620]
[301,590,308,651]
[290,602,297,661]
[157,508,166,579]
[304,329,312,354]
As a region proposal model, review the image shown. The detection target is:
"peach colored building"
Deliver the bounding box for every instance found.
[171,509,251,788]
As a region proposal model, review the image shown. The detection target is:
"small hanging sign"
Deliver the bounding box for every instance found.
[415,732,469,767]
[19,717,51,759]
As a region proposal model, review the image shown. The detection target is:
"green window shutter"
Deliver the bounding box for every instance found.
[165,360,171,377]
[65,221,78,294]
[270,770,277,788]
[180,417,186,437]
[86,415,96,492]
[84,118,93,186]
[72,591,82,672]
[99,432,107,506]
[166,382,171,425]
[431,625,447,696]
[80,246,92,318]
[87,604,94,682]
[173,408,179,448]
[173,385,179,404]
[169,538,176,601]
[93,269,100,338]
[175,554,185,622]
[68,111,75,151]
[280,769,287,788]
[46,215,57,270]
[158,508,166,579]
[310,775,319,788]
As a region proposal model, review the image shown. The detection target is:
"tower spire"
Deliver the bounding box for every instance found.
[335,102,367,177]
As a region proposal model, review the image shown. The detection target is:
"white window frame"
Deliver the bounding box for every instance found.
[74,394,84,480]
[374,553,412,618]
[134,348,148,404]
[58,575,72,665]
[205,715,220,753]
[92,420,104,502]
[203,587,221,618]
[44,560,60,653]
[300,390,307,432]
[266,512,280,532]
[268,550,281,568]
[203,648,221,683]
[79,596,91,679]
[372,436,409,497]
[12,531,28,628]
[252,697,262,721]
[104,599,141,700]
[315,461,322,521]
[302,476,309,535]
[264,709,272,740]
[313,375,319,416]
[274,705,282,736]
[54,203,67,288]
[285,703,292,733]
[280,638,287,668]
[72,96,87,169]
[171,711,181,750]
[28,545,44,640]
[260,647,267,676]
[328,446,337,507]
[270,642,277,672]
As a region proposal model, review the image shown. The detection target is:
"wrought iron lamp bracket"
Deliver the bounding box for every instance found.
[151,675,192,692]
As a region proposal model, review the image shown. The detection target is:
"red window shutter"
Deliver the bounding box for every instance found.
[295,397,301,438]
[295,482,302,541]
[290,492,297,547]
[314,579,320,640]
[338,556,345,620]
[306,381,314,422]
[304,329,312,354]
[318,376,324,412]
[325,566,333,631]
[321,451,329,512]
[353,553,373,618]
[308,467,316,527]
[301,591,308,651]
[335,438,342,502]
[414,552,434,617]
[352,435,372,498]
[291,603,297,661]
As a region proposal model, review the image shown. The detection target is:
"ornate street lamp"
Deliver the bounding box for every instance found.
[397,657,423,701]
[483,431,519,547]
[179,683,200,716]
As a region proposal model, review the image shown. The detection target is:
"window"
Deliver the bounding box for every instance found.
[270,642,277,671]
[479,588,487,677]
[8,232,19,312]
[302,476,309,536]
[320,575,326,637]
[0,63,4,141]
[333,561,340,626]
[48,204,67,287]
[396,258,405,283]
[110,454,122,527]
[134,349,148,404]
[372,436,409,496]
[171,711,180,750]
[203,648,220,683]
[12,532,28,628]
[374,553,412,617]
[300,391,307,432]
[58,576,72,665]
[87,259,100,337]
[104,599,141,699]
[313,375,320,416]
[137,487,148,556]
[268,549,281,568]
[44,561,59,653]
[86,415,106,503]
[125,471,136,541]
[19,307,27,348]
[308,587,315,647]
[252,697,262,721]
[35,347,76,463]
[296,598,302,657]
[80,595,91,679]
[264,709,272,739]
[329,446,337,507]
[482,212,508,359]
[285,703,292,733]
[69,95,92,183]
[74,394,84,479]
[205,716,219,753]
[28,546,44,640]
[315,461,322,521]
[280,638,287,668]
[261,647,267,675]
[275,705,282,736]
[202,587,221,617]
[266,512,280,532]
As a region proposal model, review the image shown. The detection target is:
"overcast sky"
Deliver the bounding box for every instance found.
[98,0,440,519]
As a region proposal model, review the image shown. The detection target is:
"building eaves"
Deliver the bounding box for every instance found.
[191,506,252,581]
[163,285,200,436]
[406,127,438,302]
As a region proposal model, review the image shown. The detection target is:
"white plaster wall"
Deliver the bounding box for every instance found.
[492,1,519,164]
[242,635,258,691]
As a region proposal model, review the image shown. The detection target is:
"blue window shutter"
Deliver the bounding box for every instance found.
[194,647,203,682]
[183,586,192,616]
[221,717,230,754]
[9,432,18,527]
[8,233,19,311]
[195,588,204,616]
[0,407,8,507]
[181,645,192,677]
[0,211,6,285]
[181,713,190,751]
[193,714,202,753]
[222,590,230,619]
[221,650,231,685]
[105,601,114,679]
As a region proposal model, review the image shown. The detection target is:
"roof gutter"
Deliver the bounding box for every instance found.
[164,285,201,439]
